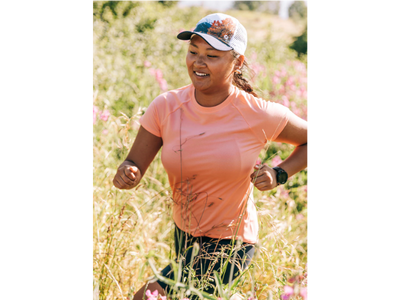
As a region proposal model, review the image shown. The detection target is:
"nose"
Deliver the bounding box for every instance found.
[194,54,206,68]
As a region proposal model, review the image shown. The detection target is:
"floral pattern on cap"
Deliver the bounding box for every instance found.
[207,18,236,44]
[194,17,236,46]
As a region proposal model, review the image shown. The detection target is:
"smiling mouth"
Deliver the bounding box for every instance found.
[194,71,209,77]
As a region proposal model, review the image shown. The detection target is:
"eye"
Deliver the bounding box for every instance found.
[189,51,197,55]
[207,55,218,58]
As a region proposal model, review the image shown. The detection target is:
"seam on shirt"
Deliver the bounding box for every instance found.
[159,92,191,128]
[230,102,266,146]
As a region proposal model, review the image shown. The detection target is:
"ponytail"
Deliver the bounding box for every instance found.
[232,50,259,98]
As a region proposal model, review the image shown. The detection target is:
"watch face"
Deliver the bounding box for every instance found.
[277,171,288,184]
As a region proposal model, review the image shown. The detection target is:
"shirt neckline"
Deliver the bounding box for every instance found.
[190,84,237,112]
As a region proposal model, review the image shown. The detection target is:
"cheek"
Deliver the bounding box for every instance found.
[186,54,192,68]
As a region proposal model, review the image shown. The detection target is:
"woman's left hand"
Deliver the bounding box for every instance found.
[250,164,278,191]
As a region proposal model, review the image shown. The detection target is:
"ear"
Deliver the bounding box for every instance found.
[235,55,245,70]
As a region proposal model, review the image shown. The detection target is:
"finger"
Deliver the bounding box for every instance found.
[128,166,139,174]
[251,170,268,181]
[113,177,120,189]
[253,174,270,185]
[250,169,264,179]
[124,167,137,181]
[113,176,125,189]
[118,173,134,186]
[251,164,268,175]
[255,179,274,190]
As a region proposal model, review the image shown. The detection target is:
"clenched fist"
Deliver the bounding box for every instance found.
[113,163,142,190]
[250,164,278,191]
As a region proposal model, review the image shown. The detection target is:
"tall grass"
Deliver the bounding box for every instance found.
[93,2,307,299]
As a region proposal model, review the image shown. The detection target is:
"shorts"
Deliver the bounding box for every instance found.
[156,223,255,299]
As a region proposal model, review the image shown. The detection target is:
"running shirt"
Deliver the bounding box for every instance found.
[140,84,289,244]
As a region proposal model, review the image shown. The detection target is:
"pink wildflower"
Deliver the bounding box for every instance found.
[281,95,290,107]
[154,69,163,81]
[281,286,294,300]
[93,105,98,124]
[99,109,110,121]
[296,214,304,220]
[272,76,280,84]
[144,60,151,68]
[278,185,289,198]
[145,289,158,299]
[280,67,287,77]
[158,78,168,91]
[148,68,156,76]
[102,129,108,135]
[285,76,295,86]
[294,61,306,74]
[300,287,307,300]
[255,158,262,165]
[272,155,282,166]
[149,68,168,91]
[251,63,265,76]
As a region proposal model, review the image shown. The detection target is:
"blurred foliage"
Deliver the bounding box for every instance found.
[233,1,280,15]
[157,1,178,8]
[93,2,307,299]
[289,0,306,18]
[290,26,307,57]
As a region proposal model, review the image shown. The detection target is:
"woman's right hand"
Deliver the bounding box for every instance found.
[113,163,142,190]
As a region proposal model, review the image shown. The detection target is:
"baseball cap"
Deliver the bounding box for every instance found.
[177,13,247,56]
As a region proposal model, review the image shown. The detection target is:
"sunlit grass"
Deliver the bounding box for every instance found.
[93,2,307,300]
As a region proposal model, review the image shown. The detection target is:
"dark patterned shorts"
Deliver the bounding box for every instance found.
[156,224,255,299]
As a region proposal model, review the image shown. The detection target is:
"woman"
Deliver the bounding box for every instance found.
[113,13,307,300]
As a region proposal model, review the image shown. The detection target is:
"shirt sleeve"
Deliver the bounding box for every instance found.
[263,101,290,142]
[139,95,163,137]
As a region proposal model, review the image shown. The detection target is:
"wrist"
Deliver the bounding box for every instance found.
[122,159,137,167]
[273,166,288,185]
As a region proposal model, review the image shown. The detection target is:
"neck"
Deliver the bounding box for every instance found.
[194,85,234,107]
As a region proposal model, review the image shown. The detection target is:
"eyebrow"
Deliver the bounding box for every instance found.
[189,42,217,51]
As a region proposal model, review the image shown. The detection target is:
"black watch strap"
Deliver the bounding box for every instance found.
[273,166,288,185]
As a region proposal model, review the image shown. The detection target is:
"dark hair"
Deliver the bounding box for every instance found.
[232,50,259,98]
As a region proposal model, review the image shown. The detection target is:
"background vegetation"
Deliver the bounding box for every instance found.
[93,2,307,299]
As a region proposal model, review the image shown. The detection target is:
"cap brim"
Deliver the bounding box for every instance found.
[177,31,232,52]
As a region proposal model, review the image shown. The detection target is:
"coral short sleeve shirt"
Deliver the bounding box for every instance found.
[140,84,289,244]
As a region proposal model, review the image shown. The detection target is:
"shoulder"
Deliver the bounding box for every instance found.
[150,84,193,110]
[231,87,289,116]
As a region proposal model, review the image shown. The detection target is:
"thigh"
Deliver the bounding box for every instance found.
[191,238,255,287]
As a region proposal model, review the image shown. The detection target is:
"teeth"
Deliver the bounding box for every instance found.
[195,72,208,77]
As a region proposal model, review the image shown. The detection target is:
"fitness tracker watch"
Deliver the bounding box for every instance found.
[273,166,288,185]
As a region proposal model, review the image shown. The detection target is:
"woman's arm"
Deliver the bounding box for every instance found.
[251,110,307,191]
[113,126,163,190]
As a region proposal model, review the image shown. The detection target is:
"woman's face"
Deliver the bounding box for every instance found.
[186,35,236,93]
